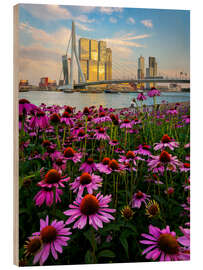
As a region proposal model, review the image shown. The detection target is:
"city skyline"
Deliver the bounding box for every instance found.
[18,4,190,85]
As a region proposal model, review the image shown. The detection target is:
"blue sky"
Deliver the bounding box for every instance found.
[18,4,190,84]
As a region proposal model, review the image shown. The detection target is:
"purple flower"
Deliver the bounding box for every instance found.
[34,187,63,207]
[154,134,179,151]
[131,191,150,208]
[148,150,182,173]
[79,158,97,173]
[147,88,160,97]
[94,127,110,140]
[137,93,147,101]
[31,216,71,265]
[69,172,103,197]
[64,193,116,230]
[140,224,187,261]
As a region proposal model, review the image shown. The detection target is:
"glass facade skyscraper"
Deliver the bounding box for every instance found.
[79,38,112,82]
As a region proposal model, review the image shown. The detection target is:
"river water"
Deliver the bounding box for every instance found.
[19,91,190,111]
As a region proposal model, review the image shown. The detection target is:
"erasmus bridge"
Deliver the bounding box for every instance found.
[58,21,190,91]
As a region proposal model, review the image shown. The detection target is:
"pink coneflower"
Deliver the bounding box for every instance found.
[94,127,110,140]
[120,119,133,129]
[93,112,111,124]
[64,105,74,114]
[64,193,116,230]
[83,107,91,116]
[69,172,103,197]
[63,147,82,163]
[119,150,143,164]
[148,150,182,173]
[79,158,97,173]
[76,129,88,141]
[183,178,190,191]
[104,159,125,174]
[131,191,150,208]
[147,88,160,97]
[134,144,151,156]
[60,111,74,126]
[180,163,190,172]
[32,216,71,265]
[30,110,49,130]
[109,139,119,146]
[164,187,174,195]
[38,169,70,189]
[137,93,147,101]
[178,226,190,248]
[34,187,63,207]
[144,174,164,185]
[114,147,125,154]
[96,157,111,173]
[132,117,141,125]
[51,151,66,171]
[109,113,120,125]
[140,224,186,261]
[49,113,61,125]
[19,98,37,115]
[154,134,179,151]
[122,160,136,172]
[166,108,178,115]
[184,143,190,149]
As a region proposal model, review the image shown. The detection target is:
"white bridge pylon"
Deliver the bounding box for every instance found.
[60,21,86,90]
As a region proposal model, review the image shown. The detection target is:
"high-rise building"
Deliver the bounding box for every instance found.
[89,40,98,61]
[146,56,158,88]
[149,57,157,77]
[98,41,107,62]
[79,38,112,82]
[88,60,98,81]
[79,38,90,60]
[137,56,145,88]
[98,61,105,81]
[105,48,112,80]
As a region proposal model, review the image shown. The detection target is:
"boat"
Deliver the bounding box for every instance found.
[104,89,119,94]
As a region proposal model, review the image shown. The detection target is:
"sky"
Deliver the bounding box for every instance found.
[18,4,190,85]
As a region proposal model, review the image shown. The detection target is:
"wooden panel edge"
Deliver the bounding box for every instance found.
[13,3,19,266]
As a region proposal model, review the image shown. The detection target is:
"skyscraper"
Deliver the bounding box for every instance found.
[98,41,107,62]
[137,56,145,88]
[105,48,112,80]
[149,57,157,77]
[79,38,90,60]
[146,56,158,88]
[79,38,89,82]
[79,38,112,82]
[89,40,98,61]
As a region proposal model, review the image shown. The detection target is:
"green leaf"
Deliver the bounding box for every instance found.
[84,230,97,251]
[97,249,115,258]
[85,250,94,264]
[119,232,129,257]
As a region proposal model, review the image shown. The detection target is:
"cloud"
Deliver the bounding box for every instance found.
[122,34,151,41]
[19,22,71,49]
[109,17,117,23]
[127,17,135,24]
[76,6,96,13]
[75,21,93,32]
[99,7,123,15]
[104,38,145,48]
[141,20,153,28]
[21,4,95,26]
[75,14,95,23]
[21,4,72,21]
